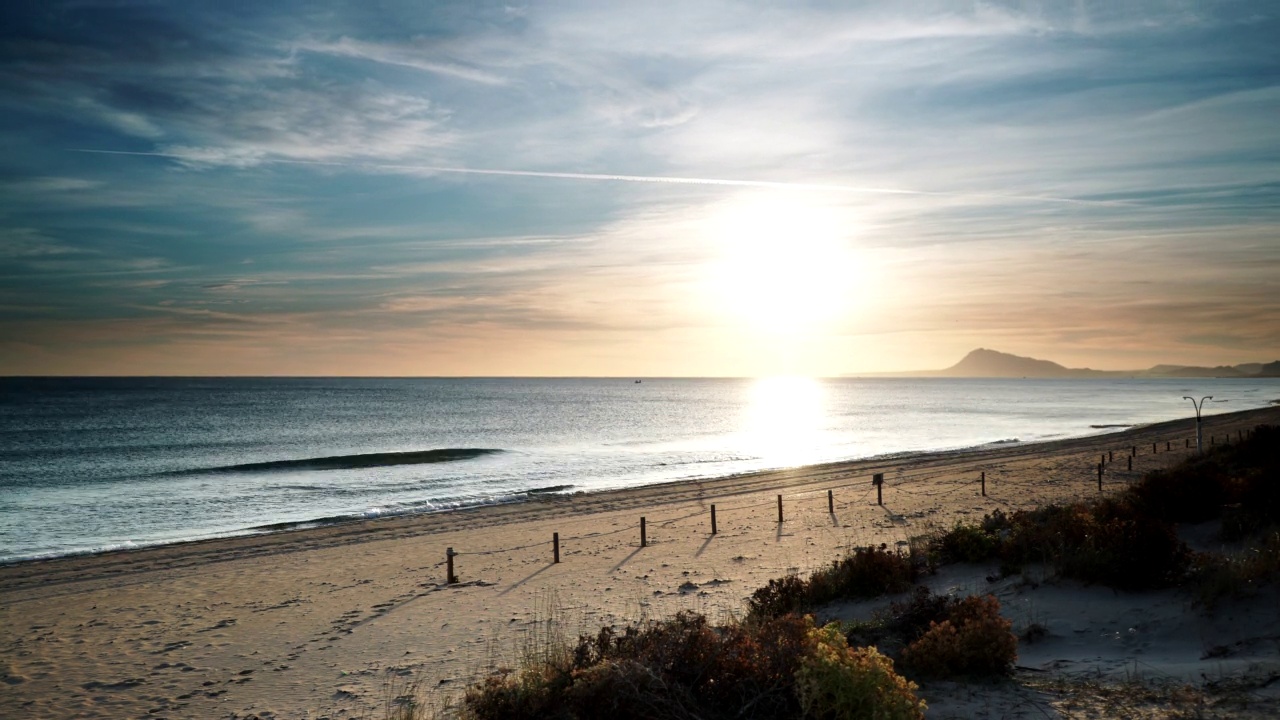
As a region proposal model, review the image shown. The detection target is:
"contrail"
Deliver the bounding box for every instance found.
[69,148,1126,206]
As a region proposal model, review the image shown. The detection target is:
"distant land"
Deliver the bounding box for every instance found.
[851,348,1280,379]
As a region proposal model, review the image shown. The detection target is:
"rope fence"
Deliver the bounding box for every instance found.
[439,425,1259,583]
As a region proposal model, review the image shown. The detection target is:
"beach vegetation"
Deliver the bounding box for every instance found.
[927,424,1280,595]
[748,545,921,620]
[464,611,815,719]
[841,585,959,660]
[1188,530,1280,608]
[930,500,1188,590]
[931,521,1000,564]
[458,609,931,720]
[795,622,925,720]
[899,594,1017,679]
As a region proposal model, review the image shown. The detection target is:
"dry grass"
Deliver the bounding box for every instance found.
[1028,673,1280,719]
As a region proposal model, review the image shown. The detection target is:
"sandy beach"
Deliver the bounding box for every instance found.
[4,406,1279,719]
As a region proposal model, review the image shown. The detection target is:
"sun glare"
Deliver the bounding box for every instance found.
[742,376,827,467]
[705,193,866,334]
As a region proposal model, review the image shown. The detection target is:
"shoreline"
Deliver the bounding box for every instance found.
[4,404,1278,719]
[7,404,1275,569]
[5,404,1276,578]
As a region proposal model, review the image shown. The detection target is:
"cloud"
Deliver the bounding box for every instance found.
[296,37,509,85]
[1,1,1278,374]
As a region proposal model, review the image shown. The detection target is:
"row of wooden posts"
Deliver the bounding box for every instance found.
[444,427,1256,583]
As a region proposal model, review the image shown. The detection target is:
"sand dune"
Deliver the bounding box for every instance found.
[3,406,1278,718]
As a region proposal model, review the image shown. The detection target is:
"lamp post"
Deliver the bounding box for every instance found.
[1183,396,1212,454]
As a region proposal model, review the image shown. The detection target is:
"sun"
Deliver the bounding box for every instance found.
[704,192,866,334]
[742,375,827,466]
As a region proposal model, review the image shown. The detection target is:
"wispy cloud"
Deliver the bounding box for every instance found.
[1,1,1277,374]
[296,37,509,85]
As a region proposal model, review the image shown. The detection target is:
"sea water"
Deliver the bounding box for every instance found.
[2,376,1276,563]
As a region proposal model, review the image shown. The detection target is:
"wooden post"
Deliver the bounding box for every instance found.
[710,504,717,535]
[1186,438,1190,448]
[980,471,986,496]
[873,473,884,506]
[446,547,457,584]
[1127,455,1132,471]
[1097,463,1103,491]
[1167,441,1171,451]
[1101,453,1106,467]
[1211,435,1216,446]
[553,533,560,563]
[1109,450,1114,463]
[1153,442,1157,454]
[827,489,834,513]
[777,494,783,523]
[1131,445,1136,457]
[640,517,647,548]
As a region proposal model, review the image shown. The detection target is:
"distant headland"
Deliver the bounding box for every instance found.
[849,348,1280,379]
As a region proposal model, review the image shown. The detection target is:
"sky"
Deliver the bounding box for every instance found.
[0,1,1277,377]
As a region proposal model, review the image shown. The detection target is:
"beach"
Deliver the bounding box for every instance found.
[4,405,1279,719]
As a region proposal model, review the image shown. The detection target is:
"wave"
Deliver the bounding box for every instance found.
[188,448,503,474]
[1089,424,1133,429]
[526,484,575,494]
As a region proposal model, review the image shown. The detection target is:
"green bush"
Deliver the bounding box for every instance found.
[1130,424,1280,533]
[796,622,925,720]
[927,500,1190,591]
[564,659,698,720]
[463,664,566,720]
[750,546,920,620]
[1054,498,1189,590]
[464,610,818,720]
[933,523,999,564]
[900,595,1017,679]
[882,586,959,644]
[748,575,809,620]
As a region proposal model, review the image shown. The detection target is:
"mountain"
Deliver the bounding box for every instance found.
[850,349,1280,379]
[940,348,1104,378]
[1143,365,1246,378]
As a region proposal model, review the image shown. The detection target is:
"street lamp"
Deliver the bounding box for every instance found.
[1183,395,1212,453]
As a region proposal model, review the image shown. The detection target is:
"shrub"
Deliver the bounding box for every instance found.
[931,500,1190,591]
[1188,530,1280,608]
[560,611,811,719]
[1130,461,1226,524]
[900,595,1016,679]
[843,586,960,658]
[463,665,566,720]
[1129,424,1280,533]
[748,575,809,620]
[933,523,999,564]
[882,586,960,644]
[749,546,919,620]
[564,659,699,720]
[809,546,919,603]
[795,622,925,720]
[1054,498,1189,590]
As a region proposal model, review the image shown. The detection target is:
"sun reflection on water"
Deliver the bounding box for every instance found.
[743,376,827,467]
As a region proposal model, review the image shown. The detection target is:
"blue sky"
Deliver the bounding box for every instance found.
[1,1,1277,375]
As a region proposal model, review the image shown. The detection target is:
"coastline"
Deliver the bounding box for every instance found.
[3,404,1278,718]
[7,401,1276,569]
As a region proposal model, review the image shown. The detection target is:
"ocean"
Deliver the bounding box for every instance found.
[2,376,1276,563]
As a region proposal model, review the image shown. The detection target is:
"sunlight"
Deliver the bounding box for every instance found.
[705,192,867,334]
[743,376,827,467]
